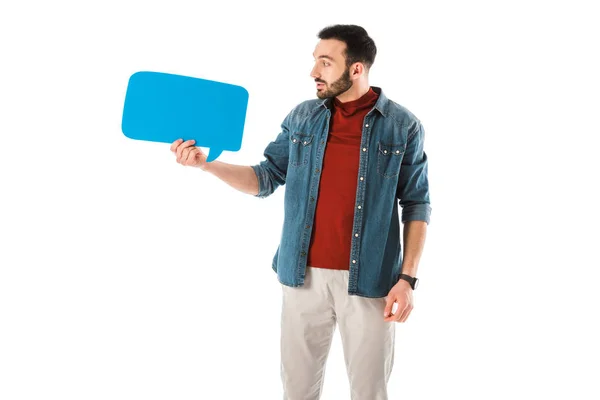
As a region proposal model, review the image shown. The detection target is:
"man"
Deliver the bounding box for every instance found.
[171,24,431,400]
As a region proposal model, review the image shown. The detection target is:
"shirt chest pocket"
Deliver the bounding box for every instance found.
[377,142,406,178]
[289,132,314,167]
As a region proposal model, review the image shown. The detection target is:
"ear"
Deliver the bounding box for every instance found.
[350,62,365,79]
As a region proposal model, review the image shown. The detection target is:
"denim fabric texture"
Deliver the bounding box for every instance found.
[251,87,431,297]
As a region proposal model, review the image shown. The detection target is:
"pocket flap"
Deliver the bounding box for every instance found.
[291,133,314,146]
[378,142,405,156]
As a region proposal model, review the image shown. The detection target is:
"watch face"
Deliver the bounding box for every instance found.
[414,278,419,289]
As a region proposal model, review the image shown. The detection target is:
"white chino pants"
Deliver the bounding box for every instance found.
[280,266,395,400]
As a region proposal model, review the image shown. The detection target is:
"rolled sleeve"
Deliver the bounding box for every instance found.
[396,120,432,224]
[401,203,432,224]
[250,112,293,198]
[251,163,273,198]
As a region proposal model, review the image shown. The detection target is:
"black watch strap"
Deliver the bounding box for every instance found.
[399,274,419,290]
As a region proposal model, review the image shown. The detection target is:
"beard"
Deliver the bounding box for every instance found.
[315,66,353,99]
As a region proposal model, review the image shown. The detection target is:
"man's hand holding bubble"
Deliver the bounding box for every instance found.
[170,139,209,170]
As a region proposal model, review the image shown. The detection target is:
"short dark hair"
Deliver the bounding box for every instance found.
[317,24,377,70]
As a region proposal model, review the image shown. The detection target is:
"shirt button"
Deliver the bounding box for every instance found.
[303,141,307,145]
[362,148,367,152]
[396,150,400,154]
[360,177,364,181]
[355,233,359,237]
[352,260,357,264]
[357,205,362,209]
[365,124,369,127]
[301,251,306,256]
[384,150,388,154]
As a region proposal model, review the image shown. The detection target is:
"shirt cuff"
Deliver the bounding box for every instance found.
[251,164,270,198]
[401,203,432,224]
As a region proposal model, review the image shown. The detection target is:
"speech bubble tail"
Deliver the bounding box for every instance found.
[205,148,223,163]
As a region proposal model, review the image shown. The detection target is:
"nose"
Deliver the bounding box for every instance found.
[310,63,320,80]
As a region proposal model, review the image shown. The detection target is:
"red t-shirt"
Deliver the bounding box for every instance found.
[307,87,380,270]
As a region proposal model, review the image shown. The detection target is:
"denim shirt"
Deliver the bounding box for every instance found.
[251,87,431,298]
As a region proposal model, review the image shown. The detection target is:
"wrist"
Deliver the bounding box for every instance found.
[398,273,419,290]
[200,160,214,172]
[396,279,412,289]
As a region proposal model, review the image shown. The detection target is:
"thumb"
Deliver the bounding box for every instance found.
[384,295,395,318]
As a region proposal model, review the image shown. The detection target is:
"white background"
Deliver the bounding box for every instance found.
[1,0,599,399]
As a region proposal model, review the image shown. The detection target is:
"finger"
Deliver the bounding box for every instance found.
[170,138,183,152]
[179,145,195,164]
[398,304,412,322]
[184,147,198,165]
[177,139,196,159]
[384,313,398,323]
[383,296,395,319]
[176,142,186,159]
[384,302,399,322]
[180,147,191,164]
[394,302,408,322]
[399,305,413,323]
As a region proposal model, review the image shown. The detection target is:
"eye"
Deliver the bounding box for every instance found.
[323,61,330,67]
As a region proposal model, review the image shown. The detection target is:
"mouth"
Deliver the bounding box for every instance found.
[316,82,325,89]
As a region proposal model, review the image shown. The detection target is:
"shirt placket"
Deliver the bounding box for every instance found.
[348,112,375,294]
[298,109,331,283]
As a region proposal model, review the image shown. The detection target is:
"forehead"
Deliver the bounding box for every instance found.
[313,39,346,61]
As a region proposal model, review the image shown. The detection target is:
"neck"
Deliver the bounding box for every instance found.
[335,80,371,103]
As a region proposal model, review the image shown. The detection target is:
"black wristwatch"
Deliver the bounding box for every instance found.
[399,274,419,290]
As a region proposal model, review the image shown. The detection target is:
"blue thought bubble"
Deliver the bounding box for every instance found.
[121,71,249,162]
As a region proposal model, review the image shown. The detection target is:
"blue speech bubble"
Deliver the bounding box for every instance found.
[121,71,249,162]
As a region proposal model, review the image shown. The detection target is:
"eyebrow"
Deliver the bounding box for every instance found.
[313,53,335,62]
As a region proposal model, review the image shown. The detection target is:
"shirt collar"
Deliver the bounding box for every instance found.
[318,86,388,116]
